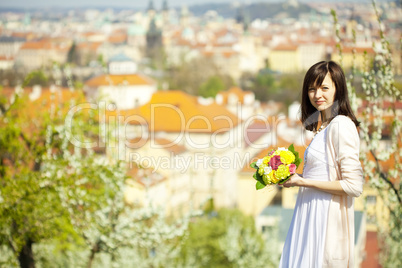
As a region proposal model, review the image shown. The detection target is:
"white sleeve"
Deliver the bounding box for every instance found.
[330,116,364,197]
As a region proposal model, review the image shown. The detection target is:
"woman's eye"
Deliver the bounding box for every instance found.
[322,87,329,90]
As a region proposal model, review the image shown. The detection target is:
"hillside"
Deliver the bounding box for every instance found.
[188,2,320,20]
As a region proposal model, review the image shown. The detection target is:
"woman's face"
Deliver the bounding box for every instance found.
[308,73,336,112]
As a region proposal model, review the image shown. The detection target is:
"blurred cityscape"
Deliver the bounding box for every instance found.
[0,0,401,267]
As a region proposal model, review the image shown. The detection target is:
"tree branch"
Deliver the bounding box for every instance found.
[19,132,32,151]
[370,149,402,204]
[8,238,16,254]
[0,94,20,118]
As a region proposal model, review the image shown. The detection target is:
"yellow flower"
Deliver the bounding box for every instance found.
[279,150,295,165]
[275,165,290,180]
[262,170,276,184]
[262,174,270,184]
[268,170,278,184]
[262,156,271,165]
[274,147,286,156]
[258,163,267,176]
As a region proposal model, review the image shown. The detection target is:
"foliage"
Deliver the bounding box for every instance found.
[22,70,49,87]
[332,3,401,267]
[179,208,280,268]
[97,54,106,68]
[394,80,402,95]
[0,67,191,267]
[276,74,303,107]
[0,86,86,266]
[0,69,27,87]
[167,57,222,95]
[73,81,84,90]
[1,66,83,89]
[359,2,401,265]
[241,71,276,102]
[67,42,76,64]
[241,71,301,108]
[198,75,226,98]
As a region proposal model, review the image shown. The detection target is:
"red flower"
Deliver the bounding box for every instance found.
[269,155,283,170]
[289,164,296,174]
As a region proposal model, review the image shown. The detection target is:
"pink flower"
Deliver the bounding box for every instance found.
[289,164,296,174]
[268,150,275,156]
[269,155,283,170]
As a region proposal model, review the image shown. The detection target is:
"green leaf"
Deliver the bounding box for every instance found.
[279,176,291,184]
[295,158,302,168]
[288,143,302,168]
[288,144,295,152]
[288,144,299,158]
[250,162,258,170]
[256,181,266,190]
[254,171,266,186]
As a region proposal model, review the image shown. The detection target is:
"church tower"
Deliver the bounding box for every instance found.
[180,5,190,27]
[162,0,170,26]
[147,0,156,19]
[146,18,163,59]
[236,5,244,25]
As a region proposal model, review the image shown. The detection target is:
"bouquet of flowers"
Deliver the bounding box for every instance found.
[250,144,302,190]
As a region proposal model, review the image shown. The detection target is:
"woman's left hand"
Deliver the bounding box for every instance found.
[279,173,304,188]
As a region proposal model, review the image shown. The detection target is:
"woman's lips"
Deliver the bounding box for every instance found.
[316,101,325,105]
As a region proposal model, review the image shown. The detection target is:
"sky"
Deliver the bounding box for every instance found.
[0,0,375,9]
[3,0,237,9]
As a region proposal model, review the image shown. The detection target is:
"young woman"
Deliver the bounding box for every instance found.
[279,61,364,268]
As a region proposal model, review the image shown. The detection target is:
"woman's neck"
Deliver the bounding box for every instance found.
[320,107,332,123]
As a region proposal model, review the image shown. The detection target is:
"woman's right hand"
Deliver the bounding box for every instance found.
[279,174,305,188]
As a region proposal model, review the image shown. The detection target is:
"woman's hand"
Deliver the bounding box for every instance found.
[279,174,348,196]
[279,173,305,188]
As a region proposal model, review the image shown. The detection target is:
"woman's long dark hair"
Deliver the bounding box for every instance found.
[301,61,360,131]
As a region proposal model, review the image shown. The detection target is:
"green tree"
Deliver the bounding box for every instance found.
[241,71,278,102]
[22,70,49,87]
[167,57,220,95]
[0,68,192,267]
[198,75,226,98]
[179,208,279,267]
[277,73,303,107]
[254,71,277,102]
[97,54,106,68]
[332,4,401,267]
[0,87,86,267]
[67,42,76,64]
[0,69,27,87]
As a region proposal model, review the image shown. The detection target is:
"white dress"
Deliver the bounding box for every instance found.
[279,127,333,268]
